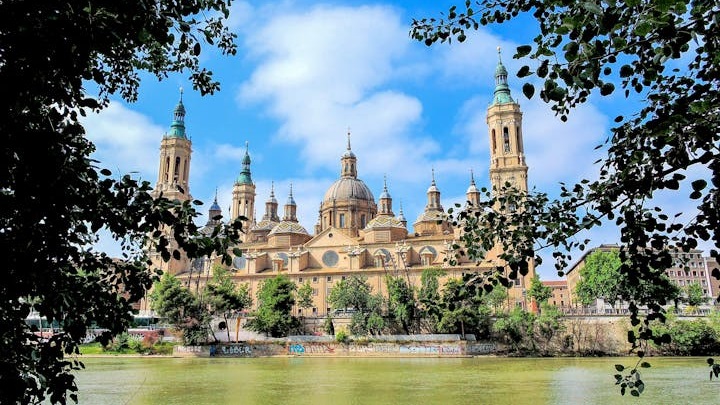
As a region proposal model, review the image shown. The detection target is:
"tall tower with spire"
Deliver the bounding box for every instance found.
[232,141,256,241]
[487,47,528,194]
[149,89,193,276]
[153,88,192,201]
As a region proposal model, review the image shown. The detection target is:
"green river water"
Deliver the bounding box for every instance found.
[74,356,720,405]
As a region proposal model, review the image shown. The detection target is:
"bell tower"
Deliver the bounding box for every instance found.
[153,88,192,201]
[487,48,528,194]
[149,88,193,276]
[232,141,256,240]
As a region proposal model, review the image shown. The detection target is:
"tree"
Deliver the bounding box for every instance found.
[328,275,385,335]
[527,274,553,307]
[412,0,719,347]
[484,284,510,315]
[493,306,536,353]
[575,250,623,307]
[2,1,240,403]
[246,275,299,338]
[418,268,444,332]
[385,275,418,334]
[204,265,252,343]
[150,273,212,345]
[684,282,707,308]
[534,303,565,355]
[437,277,488,338]
[296,281,315,317]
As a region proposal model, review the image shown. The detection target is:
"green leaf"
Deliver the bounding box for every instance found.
[516,45,532,57]
[615,364,625,372]
[522,83,535,99]
[517,65,531,77]
[582,1,603,15]
[691,179,707,191]
[600,83,615,96]
[640,362,651,368]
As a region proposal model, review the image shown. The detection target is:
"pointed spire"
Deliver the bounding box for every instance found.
[207,186,222,225]
[287,183,296,206]
[283,183,298,222]
[431,168,436,186]
[342,127,356,158]
[467,168,480,197]
[269,181,276,200]
[380,174,391,199]
[237,141,253,185]
[397,200,407,224]
[493,46,514,105]
[167,87,187,138]
[210,187,221,210]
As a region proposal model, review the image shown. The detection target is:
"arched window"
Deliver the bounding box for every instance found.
[339,213,346,228]
[516,126,522,153]
[491,129,497,152]
[173,157,181,182]
[361,214,366,228]
[164,157,170,182]
[503,127,510,152]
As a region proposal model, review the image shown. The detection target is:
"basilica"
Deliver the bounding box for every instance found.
[150,52,535,316]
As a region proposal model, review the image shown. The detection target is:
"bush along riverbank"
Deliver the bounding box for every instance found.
[81,307,720,359]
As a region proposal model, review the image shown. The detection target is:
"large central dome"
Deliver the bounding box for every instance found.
[317,131,377,236]
[323,177,375,203]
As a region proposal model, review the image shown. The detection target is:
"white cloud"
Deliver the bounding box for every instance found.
[522,98,609,188]
[237,4,441,181]
[82,102,162,181]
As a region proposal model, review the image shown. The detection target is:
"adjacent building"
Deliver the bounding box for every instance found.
[565,244,718,311]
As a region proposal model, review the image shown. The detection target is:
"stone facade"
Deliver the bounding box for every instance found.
[150,52,537,317]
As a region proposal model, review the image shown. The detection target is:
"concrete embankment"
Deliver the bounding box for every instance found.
[174,335,500,358]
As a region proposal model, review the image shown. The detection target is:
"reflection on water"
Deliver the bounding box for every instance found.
[75,356,719,405]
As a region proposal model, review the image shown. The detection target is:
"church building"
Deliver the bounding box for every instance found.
[150,50,535,316]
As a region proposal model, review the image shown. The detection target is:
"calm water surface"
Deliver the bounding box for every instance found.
[75,356,720,405]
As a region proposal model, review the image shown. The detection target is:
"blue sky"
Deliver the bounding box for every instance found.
[81,1,705,280]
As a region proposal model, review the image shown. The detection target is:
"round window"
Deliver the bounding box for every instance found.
[322,250,339,267]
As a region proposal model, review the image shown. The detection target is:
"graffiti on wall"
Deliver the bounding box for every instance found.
[468,343,497,354]
[288,343,335,354]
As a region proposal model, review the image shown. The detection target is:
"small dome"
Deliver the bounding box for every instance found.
[414,210,444,224]
[268,221,309,236]
[252,219,279,232]
[466,183,479,194]
[323,178,375,204]
[365,215,405,230]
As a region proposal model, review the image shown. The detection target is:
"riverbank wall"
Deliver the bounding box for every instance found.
[174,335,500,358]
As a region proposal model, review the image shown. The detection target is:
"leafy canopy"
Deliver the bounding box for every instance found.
[411,0,720,362]
[411,0,719,395]
[1,1,239,403]
[245,275,299,338]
